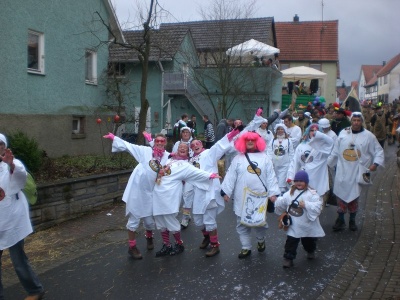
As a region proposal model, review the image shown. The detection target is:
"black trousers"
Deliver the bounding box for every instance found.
[283,235,317,260]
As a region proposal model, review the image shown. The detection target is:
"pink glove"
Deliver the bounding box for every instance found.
[256,107,263,116]
[143,131,152,142]
[209,173,221,179]
[227,129,240,142]
[103,132,115,140]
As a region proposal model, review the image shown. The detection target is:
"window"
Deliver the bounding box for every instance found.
[133,107,151,133]
[85,50,97,84]
[384,75,387,84]
[28,30,45,74]
[72,116,86,137]
[107,62,126,77]
[309,64,322,71]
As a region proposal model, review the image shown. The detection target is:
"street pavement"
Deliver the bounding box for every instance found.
[2,144,399,300]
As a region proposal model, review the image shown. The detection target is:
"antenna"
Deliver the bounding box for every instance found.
[321,0,324,23]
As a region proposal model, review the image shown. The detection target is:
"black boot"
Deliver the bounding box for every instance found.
[332,218,346,231]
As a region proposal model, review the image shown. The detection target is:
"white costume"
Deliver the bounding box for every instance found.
[267,129,294,193]
[221,152,281,218]
[288,131,334,196]
[286,125,302,149]
[275,188,325,238]
[189,136,231,217]
[327,127,384,202]
[0,159,31,249]
[256,127,274,150]
[111,137,169,219]
[221,151,280,250]
[152,159,213,216]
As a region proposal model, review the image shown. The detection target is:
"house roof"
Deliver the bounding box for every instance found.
[109,27,191,62]
[159,17,276,51]
[103,0,125,43]
[376,52,400,77]
[274,20,338,62]
[365,74,379,87]
[361,65,383,83]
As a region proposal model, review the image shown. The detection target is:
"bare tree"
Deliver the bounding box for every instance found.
[177,0,276,121]
[96,0,166,144]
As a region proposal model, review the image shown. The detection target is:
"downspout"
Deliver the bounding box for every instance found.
[158,60,164,132]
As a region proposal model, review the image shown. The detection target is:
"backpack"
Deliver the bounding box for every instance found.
[23,172,38,205]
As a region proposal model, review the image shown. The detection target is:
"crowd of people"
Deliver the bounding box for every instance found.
[100,100,387,270]
[0,97,394,298]
[0,97,391,300]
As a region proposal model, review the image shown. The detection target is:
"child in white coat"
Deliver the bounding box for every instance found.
[272,170,325,268]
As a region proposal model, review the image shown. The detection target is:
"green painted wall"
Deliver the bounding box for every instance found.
[0,0,112,114]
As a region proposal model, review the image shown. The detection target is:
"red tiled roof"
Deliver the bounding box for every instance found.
[376,52,400,77]
[361,65,383,83]
[275,20,338,62]
[351,81,359,90]
[365,74,378,87]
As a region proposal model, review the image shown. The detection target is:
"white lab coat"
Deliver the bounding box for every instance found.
[327,128,384,202]
[221,152,280,217]
[111,137,170,218]
[0,160,32,250]
[288,131,334,196]
[275,188,325,238]
[153,159,213,216]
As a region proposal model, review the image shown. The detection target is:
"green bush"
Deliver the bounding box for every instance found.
[8,131,43,173]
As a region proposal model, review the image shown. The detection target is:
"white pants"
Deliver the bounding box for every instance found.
[236,216,268,250]
[182,183,194,209]
[193,200,218,231]
[154,213,180,232]
[126,213,155,232]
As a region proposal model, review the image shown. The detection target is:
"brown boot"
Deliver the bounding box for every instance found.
[205,244,220,257]
[199,235,210,249]
[146,237,154,250]
[24,291,45,300]
[128,246,143,259]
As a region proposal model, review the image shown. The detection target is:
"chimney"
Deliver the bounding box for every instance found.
[293,14,299,22]
[382,61,386,66]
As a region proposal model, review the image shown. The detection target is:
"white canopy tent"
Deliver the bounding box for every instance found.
[281,66,327,98]
[226,39,280,58]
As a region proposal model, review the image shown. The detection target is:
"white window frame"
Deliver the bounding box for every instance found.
[28,30,45,74]
[85,50,97,84]
[133,107,151,133]
[72,116,86,135]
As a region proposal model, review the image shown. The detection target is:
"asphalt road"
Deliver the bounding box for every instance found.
[4,193,364,300]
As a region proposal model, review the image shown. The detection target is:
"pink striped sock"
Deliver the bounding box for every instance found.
[128,239,136,248]
[161,230,170,245]
[210,235,219,244]
[201,229,209,237]
[173,231,183,244]
[145,230,153,239]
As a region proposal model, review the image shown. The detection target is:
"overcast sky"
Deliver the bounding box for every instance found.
[112,0,400,86]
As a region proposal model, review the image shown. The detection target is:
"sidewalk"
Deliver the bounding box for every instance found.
[318,144,400,299]
[3,144,400,299]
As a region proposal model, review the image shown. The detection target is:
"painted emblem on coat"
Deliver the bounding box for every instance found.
[192,161,200,169]
[0,187,4,201]
[342,145,360,161]
[300,150,313,163]
[274,145,286,156]
[288,200,304,217]
[247,161,261,176]
[149,159,162,172]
